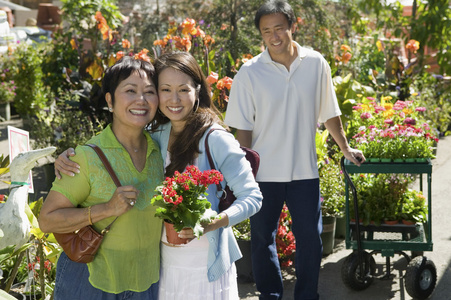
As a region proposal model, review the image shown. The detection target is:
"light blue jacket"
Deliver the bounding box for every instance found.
[151,122,262,282]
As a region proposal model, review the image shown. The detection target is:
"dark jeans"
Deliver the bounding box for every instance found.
[54,252,159,300]
[251,179,322,300]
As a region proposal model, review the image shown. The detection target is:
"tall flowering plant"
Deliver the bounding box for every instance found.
[350,97,439,160]
[206,71,233,112]
[151,165,223,238]
[0,80,16,104]
[276,205,296,267]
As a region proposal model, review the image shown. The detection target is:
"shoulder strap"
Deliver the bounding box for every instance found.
[86,144,121,187]
[204,128,226,197]
[85,144,121,234]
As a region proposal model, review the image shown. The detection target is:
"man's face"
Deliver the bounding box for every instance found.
[259,13,295,58]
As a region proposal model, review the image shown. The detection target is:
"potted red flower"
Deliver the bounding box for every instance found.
[151,165,223,240]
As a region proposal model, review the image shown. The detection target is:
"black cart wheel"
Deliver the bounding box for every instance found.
[405,256,437,300]
[411,251,424,259]
[341,251,376,291]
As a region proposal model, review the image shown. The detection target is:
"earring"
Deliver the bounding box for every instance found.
[193,100,199,113]
[108,107,113,112]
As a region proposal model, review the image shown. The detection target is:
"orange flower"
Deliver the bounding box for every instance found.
[122,39,131,49]
[173,36,192,52]
[217,76,233,90]
[95,11,110,40]
[206,71,219,85]
[406,39,420,53]
[153,39,167,47]
[340,44,351,53]
[241,53,253,64]
[203,35,215,48]
[220,23,228,30]
[195,26,205,38]
[134,48,151,62]
[297,17,304,25]
[341,52,352,64]
[181,18,197,36]
[116,51,125,60]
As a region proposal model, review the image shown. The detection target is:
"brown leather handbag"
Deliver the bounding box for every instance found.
[53,144,121,263]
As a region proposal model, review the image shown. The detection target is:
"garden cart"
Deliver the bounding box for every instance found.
[340,157,437,300]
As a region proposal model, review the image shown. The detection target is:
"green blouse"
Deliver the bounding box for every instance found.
[51,125,164,293]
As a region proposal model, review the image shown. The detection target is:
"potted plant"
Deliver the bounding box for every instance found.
[151,165,222,242]
[400,190,428,225]
[318,150,346,250]
[0,80,16,121]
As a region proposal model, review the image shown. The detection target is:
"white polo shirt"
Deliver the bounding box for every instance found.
[225,42,341,182]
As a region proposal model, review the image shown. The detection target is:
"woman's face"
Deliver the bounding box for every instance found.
[158,67,197,130]
[106,71,158,129]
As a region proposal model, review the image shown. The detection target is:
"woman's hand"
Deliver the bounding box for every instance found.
[177,213,229,241]
[106,185,139,216]
[55,148,80,179]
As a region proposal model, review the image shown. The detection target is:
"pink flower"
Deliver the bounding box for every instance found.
[384,119,394,125]
[360,112,372,119]
[403,117,416,125]
[415,107,426,112]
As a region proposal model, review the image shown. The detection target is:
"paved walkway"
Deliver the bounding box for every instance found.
[2,116,451,299]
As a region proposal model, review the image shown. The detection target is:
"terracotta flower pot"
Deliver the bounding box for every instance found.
[164,221,189,245]
[402,219,416,226]
[384,219,399,225]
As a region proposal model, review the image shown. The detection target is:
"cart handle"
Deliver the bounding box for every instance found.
[340,156,367,280]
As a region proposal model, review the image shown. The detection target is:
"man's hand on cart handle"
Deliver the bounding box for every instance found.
[343,148,365,166]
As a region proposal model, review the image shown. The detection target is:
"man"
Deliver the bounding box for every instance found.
[224,1,365,299]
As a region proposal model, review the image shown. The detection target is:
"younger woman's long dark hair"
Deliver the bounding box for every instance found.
[152,51,226,176]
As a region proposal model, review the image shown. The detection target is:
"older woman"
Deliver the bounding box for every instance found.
[38,56,164,300]
[54,52,263,300]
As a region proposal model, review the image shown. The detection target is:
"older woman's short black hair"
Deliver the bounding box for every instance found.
[102,56,155,105]
[254,0,296,31]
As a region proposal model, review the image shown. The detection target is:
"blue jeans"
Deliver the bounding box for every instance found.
[54,252,159,300]
[251,179,322,300]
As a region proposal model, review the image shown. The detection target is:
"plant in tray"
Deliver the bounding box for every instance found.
[350,97,439,160]
[400,190,427,224]
[350,173,414,226]
[151,166,223,238]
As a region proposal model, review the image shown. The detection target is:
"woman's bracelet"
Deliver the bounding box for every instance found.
[87,206,93,225]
